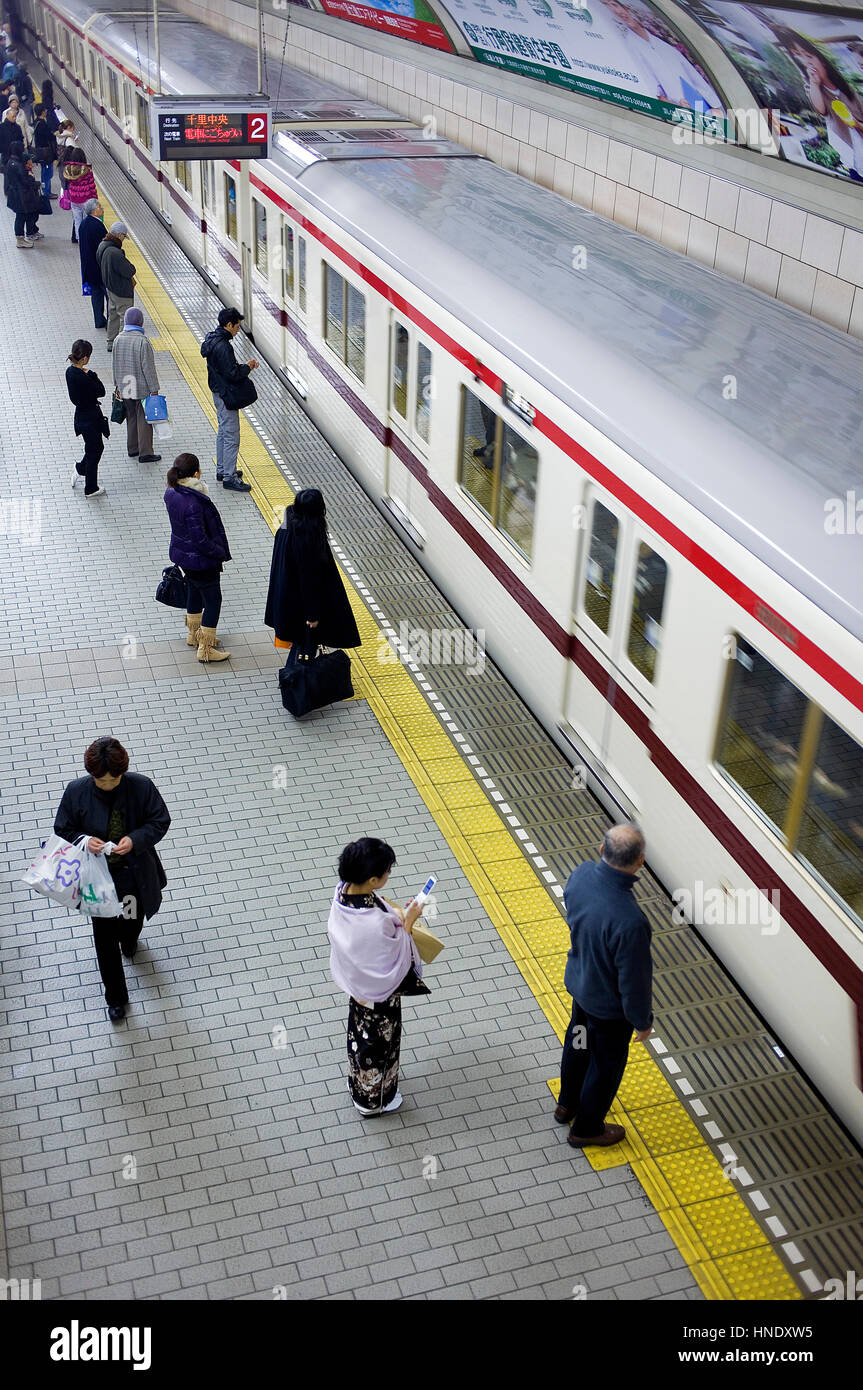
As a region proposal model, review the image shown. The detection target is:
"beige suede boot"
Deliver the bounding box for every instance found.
[197,626,231,662]
[185,613,203,646]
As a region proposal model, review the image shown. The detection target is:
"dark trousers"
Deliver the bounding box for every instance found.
[559,999,633,1136]
[92,904,143,1007]
[89,286,107,328]
[76,425,104,495]
[14,210,38,237]
[185,568,222,627]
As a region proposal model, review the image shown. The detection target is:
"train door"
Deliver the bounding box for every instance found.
[122,83,134,175]
[383,315,426,538]
[201,160,216,280]
[564,490,670,816]
[279,217,306,394]
[241,242,254,340]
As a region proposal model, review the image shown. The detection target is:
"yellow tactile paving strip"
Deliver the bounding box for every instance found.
[103,195,800,1302]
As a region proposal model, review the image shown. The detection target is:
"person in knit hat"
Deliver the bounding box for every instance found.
[96,223,136,349]
[112,306,161,464]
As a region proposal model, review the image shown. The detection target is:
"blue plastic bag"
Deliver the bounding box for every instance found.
[144,394,168,422]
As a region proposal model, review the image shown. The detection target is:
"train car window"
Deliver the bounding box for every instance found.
[224,174,237,243]
[324,264,345,355]
[298,237,307,313]
[498,424,538,559]
[459,388,498,521]
[797,718,863,923]
[253,199,267,276]
[202,161,213,210]
[627,543,667,682]
[583,501,619,635]
[90,49,100,97]
[716,637,807,834]
[415,343,432,443]
[346,285,365,382]
[323,265,365,382]
[76,39,85,79]
[282,225,294,301]
[392,322,408,418]
[137,93,151,151]
[107,68,120,118]
[174,162,193,194]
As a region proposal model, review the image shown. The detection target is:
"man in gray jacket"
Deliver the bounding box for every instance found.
[96,221,135,349]
[112,306,161,463]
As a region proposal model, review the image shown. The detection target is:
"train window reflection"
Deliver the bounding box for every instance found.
[716,638,807,833]
[136,93,151,151]
[627,543,667,682]
[283,225,294,301]
[324,264,344,353]
[298,237,306,313]
[797,718,863,923]
[459,388,498,522]
[498,425,538,559]
[346,283,365,382]
[224,174,237,243]
[584,501,619,635]
[323,264,366,383]
[415,343,432,444]
[458,389,537,556]
[392,322,408,418]
[253,198,267,276]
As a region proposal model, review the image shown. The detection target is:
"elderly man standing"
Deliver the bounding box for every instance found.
[78,198,107,329]
[96,220,136,350]
[112,306,161,464]
[555,823,654,1149]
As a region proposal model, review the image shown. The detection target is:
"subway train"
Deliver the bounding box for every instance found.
[19,0,863,1143]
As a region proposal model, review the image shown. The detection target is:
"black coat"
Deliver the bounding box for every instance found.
[264,510,361,648]
[5,155,40,214]
[0,115,23,162]
[66,364,107,436]
[79,213,106,289]
[32,117,56,162]
[200,327,251,398]
[54,772,170,921]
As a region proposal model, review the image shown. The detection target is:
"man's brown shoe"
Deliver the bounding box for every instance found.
[567,1124,625,1149]
[554,1105,577,1125]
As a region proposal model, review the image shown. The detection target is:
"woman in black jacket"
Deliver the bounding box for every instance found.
[5,147,41,247]
[66,339,109,498]
[31,101,57,198]
[54,737,171,1021]
[264,488,361,652]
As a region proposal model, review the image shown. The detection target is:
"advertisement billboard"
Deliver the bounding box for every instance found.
[318,0,455,50]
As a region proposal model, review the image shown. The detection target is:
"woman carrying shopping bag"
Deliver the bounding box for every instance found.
[163,453,232,661]
[60,145,97,243]
[53,737,170,1022]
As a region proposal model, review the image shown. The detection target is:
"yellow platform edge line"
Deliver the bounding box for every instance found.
[104,192,800,1302]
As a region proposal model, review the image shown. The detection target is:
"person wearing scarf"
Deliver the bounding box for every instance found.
[328,838,427,1116]
[163,453,232,661]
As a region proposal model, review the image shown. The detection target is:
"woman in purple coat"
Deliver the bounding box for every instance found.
[163,453,232,662]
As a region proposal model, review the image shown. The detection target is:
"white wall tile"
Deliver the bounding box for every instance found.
[480,93,496,128]
[500,138,519,174]
[415,70,428,102]
[661,204,691,255]
[838,228,863,288]
[848,286,863,341]
[678,167,709,219]
[495,98,513,137]
[512,105,532,142]
[811,270,854,332]
[586,131,609,176]
[426,74,440,106]
[653,157,682,207]
[467,87,482,123]
[637,195,663,241]
[535,150,555,189]
[606,140,632,186]
[706,178,739,232]
[486,129,504,165]
[453,83,468,118]
[571,166,596,208]
[776,257,816,315]
[458,116,473,146]
[566,124,587,167]
[744,242,782,297]
[439,77,454,111]
[629,147,656,195]
[529,110,549,149]
[472,124,488,157]
[735,188,771,243]
[553,157,574,199]
[766,201,806,259]
[518,143,538,180]
[614,184,639,230]
[547,118,568,159]
[687,217,718,267]
[714,228,748,281]
[593,174,616,218]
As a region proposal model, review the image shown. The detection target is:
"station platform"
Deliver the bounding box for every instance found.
[1,77,862,1303]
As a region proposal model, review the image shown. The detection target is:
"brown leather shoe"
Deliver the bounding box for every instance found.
[567,1124,625,1149]
[554,1105,577,1125]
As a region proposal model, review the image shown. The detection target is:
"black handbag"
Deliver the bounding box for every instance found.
[110,391,126,424]
[155,564,187,608]
[221,376,258,410]
[39,193,52,215]
[278,635,353,718]
[33,146,53,164]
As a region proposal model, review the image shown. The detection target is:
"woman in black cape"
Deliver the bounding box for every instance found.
[265,488,361,650]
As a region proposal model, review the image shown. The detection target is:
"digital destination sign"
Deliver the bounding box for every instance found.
[151,96,271,162]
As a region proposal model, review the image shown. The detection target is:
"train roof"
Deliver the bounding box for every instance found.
[289,154,863,644]
[49,0,863,645]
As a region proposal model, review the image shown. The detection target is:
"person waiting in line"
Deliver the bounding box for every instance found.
[555,824,654,1148]
[31,102,58,200]
[79,198,107,328]
[5,146,41,248]
[328,838,428,1116]
[200,306,258,492]
[66,339,109,498]
[14,61,33,121]
[96,221,136,350]
[0,94,23,161]
[3,93,30,148]
[264,488,361,653]
[61,146,97,243]
[53,737,170,1023]
[163,453,232,662]
[112,306,162,463]
[40,78,60,136]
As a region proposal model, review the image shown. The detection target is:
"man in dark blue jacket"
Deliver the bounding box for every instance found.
[78,198,107,328]
[200,306,258,493]
[556,824,653,1148]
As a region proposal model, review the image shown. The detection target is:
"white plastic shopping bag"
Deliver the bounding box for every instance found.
[79,843,122,918]
[154,418,173,441]
[21,834,87,908]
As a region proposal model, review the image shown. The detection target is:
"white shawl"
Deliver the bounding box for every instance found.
[328,885,421,1004]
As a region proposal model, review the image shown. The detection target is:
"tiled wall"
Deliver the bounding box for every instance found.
[176,0,863,340]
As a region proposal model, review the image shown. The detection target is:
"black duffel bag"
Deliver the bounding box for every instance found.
[155,564,187,608]
[279,635,353,718]
[221,375,258,410]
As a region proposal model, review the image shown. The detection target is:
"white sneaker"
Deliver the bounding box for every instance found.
[31,231,44,240]
[84,487,107,499]
[72,470,80,488]
[352,1090,403,1116]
